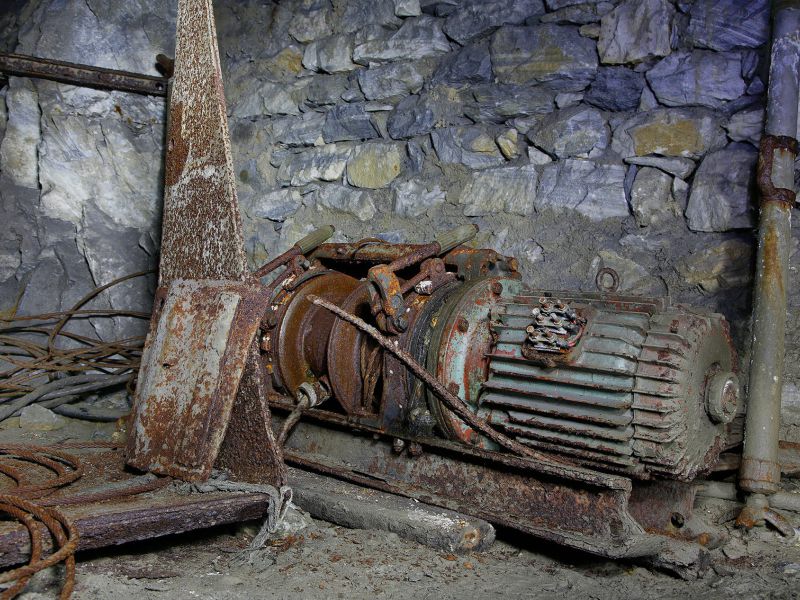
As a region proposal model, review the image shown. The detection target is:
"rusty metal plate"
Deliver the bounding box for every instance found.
[127,280,270,481]
[215,341,287,485]
[159,0,247,285]
[0,450,274,569]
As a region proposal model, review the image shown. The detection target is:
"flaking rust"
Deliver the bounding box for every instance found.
[159,0,246,285]
[126,0,284,487]
[126,280,282,482]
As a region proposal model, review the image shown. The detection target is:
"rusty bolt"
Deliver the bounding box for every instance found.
[392,438,406,453]
[263,309,278,328]
[408,442,423,457]
[456,316,469,333]
[490,281,503,295]
[260,334,271,352]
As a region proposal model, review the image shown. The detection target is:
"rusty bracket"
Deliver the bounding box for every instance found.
[366,225,479,334]
[367,243,440,334]
[127,0,285,487]
[757,134,799,207]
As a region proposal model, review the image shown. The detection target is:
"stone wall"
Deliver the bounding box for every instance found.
[1,0,799,438]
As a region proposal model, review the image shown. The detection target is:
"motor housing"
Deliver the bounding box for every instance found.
[423,277,740,481]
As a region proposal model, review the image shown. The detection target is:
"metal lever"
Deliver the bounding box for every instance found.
[367,224,478,334]
[253,225,335,279]
[435,224,478,254]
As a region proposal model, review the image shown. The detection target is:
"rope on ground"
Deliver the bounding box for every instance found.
[175,471,293,564]
[0,495,78,600]
[0,442,168,599]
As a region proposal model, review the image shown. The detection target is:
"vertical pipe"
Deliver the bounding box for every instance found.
[739,0,800,515]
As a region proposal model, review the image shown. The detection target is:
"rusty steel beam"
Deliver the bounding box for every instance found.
[126,0,285,488]
[0,52,168,96]
[277,412,709,563]
[0,492,272,569]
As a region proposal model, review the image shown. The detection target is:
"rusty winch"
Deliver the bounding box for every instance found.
[264,225,739,484]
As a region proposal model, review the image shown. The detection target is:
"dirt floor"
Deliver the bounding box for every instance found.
[4,418,800,600]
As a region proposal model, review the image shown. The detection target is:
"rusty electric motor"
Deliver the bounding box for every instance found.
[263,231,739,482]
[422,278,739,481]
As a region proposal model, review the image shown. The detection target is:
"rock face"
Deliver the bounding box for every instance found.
[393,180,446,217]
[432,43,493,84]
[725,108,765,146]
[687,0,770,52]
[529,106,608,158]
[584,66,644,112]
[347,142,405,188]
[612,108,728,159]
[0,81,40,189]
[685,143,758,232]
[431,127,505,169]
[646,51,746,109]
[467,84,555,123]
[540,2,615,25]
[244,189,302,223]
[277,144,353,186]
[315,184,377,222]
[358,62,425,100]
[536,160,629,221]
[386,86,469,139]
[0,0,790,437]
[459,165,538,216]
[353,16,451,63]
[679,239,753,294]
[630,166,677,227]
[322,104,380,142]
[273,112,326,147]
[624,155,695,179]
[598,0,674,64]
[490,25,598,89]
[442,0,545,44]
[303,35,357,73]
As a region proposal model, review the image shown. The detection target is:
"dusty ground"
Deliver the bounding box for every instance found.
[4,418,800,600]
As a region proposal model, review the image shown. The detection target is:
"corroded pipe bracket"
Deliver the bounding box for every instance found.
[757,134,798,207]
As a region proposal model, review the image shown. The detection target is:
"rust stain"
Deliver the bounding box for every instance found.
[760,224,784,300]
[127,280,274,482]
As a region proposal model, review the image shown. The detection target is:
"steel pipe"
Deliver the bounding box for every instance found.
[739,0,800,521]
[0,52,168,96]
